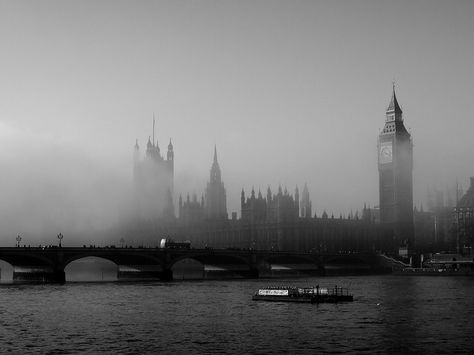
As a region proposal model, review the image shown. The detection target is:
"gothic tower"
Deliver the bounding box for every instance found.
[300,183,312,218]
[378,86,414,251]
[205,146,227,220]
[133,118,175,221]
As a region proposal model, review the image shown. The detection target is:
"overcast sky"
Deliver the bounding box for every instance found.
[1,0,473,239]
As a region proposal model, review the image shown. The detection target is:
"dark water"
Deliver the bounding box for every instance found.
[0,275,473,354]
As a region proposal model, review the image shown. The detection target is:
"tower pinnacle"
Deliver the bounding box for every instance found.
[386,84,403,118]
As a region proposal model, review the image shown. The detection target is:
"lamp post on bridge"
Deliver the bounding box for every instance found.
[57,233,63,247]
[120,238,124,248]
[16,235,21,247]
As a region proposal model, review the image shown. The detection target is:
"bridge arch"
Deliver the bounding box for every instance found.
[170,258,204,280]
[261,254,321,267]
[64,256,119,282]
[62,251,163,269]
[168,252,252,269]
[0,259,14,283]
[259,254,323,275]
[168,252,257,279]
[0,252,58,283]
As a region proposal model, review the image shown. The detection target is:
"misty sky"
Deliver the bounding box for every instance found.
[1,0,473,241]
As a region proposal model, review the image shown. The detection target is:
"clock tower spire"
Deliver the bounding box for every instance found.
[378,85,414,254]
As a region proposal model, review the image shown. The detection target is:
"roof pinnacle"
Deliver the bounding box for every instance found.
[387,83,402,114]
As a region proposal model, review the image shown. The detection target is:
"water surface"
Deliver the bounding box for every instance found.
[0,275,473,354]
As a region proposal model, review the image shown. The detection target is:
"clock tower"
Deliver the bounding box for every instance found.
[378,86,414,252]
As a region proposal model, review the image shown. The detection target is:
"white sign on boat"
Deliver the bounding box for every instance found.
[258,289,289,296]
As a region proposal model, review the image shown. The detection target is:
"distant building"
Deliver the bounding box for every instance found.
[241,186,299,223]
[300,184,312,218]
[362,204,380,224]
[240,186,299,250]
[453,177,474,255]
[172,147,391,252]
[179,147,227,224]
[205,146,227,220]
[179,193,205,226]
[413,182,465,253]
[378,86,414,252]
[133,119,174,221]
[126,88,409,253]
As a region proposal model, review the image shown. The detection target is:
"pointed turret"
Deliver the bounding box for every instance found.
[133,139,140,163]
[300,183,312,219]
[205,146,227,220]
[210,145,222,184]
[386,83,403,122]
[167,138,174,161]
[146,136,153,157]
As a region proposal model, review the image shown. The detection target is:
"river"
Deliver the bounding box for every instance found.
[0,275,473,354]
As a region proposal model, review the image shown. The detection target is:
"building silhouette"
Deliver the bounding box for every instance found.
[300,184,312,219]
[378,86,414,252]
[127,86,465,256]
[205,146,227,220]
[453,177,474,254]
[179,146,227,224]
[174,179,391,253]
[133,118,174,221]
[179,193,205,226]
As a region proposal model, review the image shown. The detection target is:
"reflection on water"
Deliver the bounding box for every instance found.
[0,275,472,354]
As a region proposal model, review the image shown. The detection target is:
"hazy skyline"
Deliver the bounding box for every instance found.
[1,0,473,241]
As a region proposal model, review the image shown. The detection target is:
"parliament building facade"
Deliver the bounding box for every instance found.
[128,89,470,256]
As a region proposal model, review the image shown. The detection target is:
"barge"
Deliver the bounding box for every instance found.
[252,285,353,303]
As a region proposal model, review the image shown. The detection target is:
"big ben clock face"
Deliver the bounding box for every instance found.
[380,141,393,164]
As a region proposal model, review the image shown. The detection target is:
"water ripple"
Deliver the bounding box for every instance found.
[0,275,473,353]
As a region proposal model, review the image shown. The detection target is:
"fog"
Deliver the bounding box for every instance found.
[0,120,133,244]
[1,1,473,244]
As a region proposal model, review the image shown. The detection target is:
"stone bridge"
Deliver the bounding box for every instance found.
[0,247,380,283]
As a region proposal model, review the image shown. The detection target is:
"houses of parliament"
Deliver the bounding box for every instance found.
[128,88,473,257]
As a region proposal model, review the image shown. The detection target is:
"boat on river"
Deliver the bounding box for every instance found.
[252,285,353,303]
